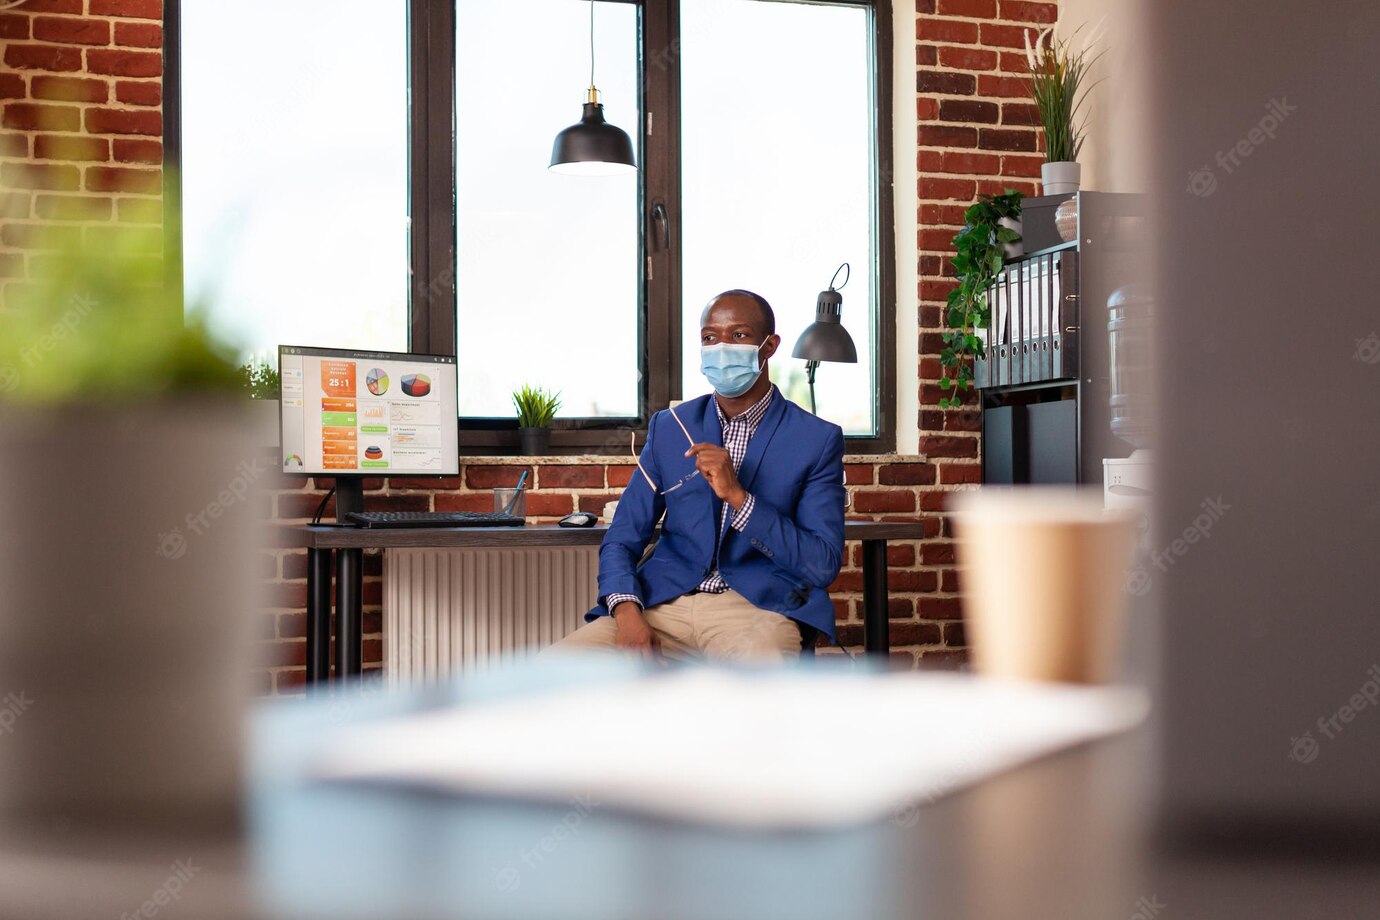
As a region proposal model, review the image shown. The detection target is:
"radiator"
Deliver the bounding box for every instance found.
[383,546,599,685]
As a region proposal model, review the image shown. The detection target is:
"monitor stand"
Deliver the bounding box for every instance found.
[334,477,365,524]
[327,475,366,681]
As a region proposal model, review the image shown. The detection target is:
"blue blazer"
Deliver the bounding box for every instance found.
[588,387,847,642]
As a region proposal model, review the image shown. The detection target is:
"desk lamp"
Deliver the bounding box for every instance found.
[792,262,858,414]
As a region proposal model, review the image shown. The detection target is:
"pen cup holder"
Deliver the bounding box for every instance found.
[494,487,527,518]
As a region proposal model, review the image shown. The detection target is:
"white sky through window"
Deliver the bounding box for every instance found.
[181,1,409,367]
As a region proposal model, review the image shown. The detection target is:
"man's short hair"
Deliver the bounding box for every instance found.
[705,289,776,336]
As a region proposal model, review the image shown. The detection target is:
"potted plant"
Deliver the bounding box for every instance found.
[940,189,1023,407]
[0,221,256,834]
[1024,26,1103,196]
[512,383,561,455]
[239,355,281,446]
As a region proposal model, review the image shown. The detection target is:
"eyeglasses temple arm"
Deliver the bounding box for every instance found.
[631,431,658,492]
[667,403,695,446]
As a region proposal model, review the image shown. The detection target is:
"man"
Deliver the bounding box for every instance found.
[548,289,846,662]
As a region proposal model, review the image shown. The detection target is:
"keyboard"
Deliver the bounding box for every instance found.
[345,511,525,529]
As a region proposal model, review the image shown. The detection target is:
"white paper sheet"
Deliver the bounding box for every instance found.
[314,670,1148,829]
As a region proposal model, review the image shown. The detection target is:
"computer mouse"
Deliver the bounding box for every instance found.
[558,512,598,528]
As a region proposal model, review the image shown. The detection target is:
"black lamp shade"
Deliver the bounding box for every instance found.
[550,102,636,176]
[792,288,858,363]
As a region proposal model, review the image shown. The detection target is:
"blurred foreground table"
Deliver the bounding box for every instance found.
[244,660,1380,920]
[5,659,1375,919]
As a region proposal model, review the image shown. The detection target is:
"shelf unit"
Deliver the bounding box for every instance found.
[974,192,1143,486]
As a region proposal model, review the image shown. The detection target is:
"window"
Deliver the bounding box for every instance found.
[171,0,893,451]
[176,1,410,362]
[679,0,881,437]
[454,0,640,419]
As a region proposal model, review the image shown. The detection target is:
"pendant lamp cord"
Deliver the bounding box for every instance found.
[588,0,596,88]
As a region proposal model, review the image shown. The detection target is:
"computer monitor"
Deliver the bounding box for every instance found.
[279,345,459,520]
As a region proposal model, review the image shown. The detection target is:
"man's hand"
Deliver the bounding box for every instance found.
[686,443,747,509]
[612,602,661,661]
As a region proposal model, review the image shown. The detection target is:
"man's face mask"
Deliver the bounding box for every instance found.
[700,340,767,398]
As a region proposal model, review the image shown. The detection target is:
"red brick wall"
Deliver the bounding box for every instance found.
[0,0,163,304]
[2,0,1061,694]
[915,0,1053,448]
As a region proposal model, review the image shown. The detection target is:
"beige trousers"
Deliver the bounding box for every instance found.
[545,589,803,663]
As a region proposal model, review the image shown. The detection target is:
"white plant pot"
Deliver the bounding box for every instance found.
[998,216,1023,259]
[1041,160,1082,196]
[0,401,257,833]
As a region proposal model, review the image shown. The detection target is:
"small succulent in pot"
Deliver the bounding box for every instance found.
[512,383,562,455]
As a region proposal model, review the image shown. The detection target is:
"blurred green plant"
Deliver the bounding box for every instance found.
[238,360,281,399]
[512,384,561,428]
[0,222,241,404]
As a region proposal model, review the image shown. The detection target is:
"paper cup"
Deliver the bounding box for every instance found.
[952,489,1137,684]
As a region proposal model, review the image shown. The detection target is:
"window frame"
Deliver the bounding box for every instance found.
[165,0,894,454]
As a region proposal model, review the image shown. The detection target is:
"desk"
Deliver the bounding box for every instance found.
[289,521,927,683]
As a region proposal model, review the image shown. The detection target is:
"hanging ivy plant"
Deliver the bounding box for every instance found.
[939,189,1024,408]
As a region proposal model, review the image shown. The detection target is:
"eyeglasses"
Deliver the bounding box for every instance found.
[633,404,701,495]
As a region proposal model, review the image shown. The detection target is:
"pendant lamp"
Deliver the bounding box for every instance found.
[549,0,636,176]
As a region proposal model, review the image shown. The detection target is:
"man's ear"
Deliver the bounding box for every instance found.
[761,333,781,361]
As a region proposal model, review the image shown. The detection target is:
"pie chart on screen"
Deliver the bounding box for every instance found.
[365,368,389,396]
[401,373,432,398]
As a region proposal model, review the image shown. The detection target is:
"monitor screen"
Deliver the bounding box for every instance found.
[279,345,459,477]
